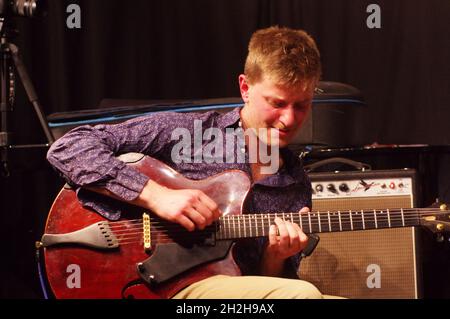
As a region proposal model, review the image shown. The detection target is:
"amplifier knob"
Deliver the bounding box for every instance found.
[339,183,349,192]
[327,184,338,194]
[315,184,324,193]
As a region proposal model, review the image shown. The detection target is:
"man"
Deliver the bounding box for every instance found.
[47,26,331,298]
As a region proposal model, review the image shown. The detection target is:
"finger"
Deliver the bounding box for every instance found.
[284,221,301,248]
[185,207,207,230]
[268,224,278,246]
[299,206,310,214]
[192,200,214,226]
[176,214,196,232]
[293,223,309,243]
[274,217,290,246]
[198,192,222,220]
[289,223,308,251]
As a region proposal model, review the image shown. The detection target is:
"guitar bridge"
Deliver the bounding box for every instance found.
[40,221,119,249]
[143,213,151,252]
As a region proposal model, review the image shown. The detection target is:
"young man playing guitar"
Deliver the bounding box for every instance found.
[47,26,336,298]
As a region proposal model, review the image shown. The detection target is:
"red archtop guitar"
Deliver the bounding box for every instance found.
[40,154,450,299]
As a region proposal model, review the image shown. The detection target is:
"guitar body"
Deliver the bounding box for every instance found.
[43,155,251,299]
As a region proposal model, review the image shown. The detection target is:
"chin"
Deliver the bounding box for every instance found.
[266,137,289,148]
[277,140,290,148]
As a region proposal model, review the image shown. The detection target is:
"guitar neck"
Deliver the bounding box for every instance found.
[215,209,421,240]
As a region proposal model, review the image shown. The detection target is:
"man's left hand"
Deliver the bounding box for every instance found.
[265,207,310,260]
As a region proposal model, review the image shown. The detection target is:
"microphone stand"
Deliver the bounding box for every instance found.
[0,17,54,177]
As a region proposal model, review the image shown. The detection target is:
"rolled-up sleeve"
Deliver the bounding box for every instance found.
[47,113,180,202]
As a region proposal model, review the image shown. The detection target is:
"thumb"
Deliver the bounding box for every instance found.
[299,206,310,214]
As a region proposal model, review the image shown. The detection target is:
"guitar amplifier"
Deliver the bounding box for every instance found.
[299,168,421,299]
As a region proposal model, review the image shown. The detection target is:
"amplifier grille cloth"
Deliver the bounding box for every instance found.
[299,195,417,298]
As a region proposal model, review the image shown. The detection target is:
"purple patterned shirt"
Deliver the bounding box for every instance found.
[47,107,312,278]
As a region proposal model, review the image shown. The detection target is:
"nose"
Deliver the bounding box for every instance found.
[279,105,297,129]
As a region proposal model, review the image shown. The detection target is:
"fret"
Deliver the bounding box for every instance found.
[274,212,278,234]
[308,212,312,234]
[327,211,332,232]
[317,212,322,233]
[254,215,259,237]
[395,209,406,228]
[329,211,339,232]
[243,215,247,238]
[401,208,405,227]
[351,211,364,231]
[224,216,228,239]
[290,212,294,223]
[256,215,261,237]
[299,211,303,229]
[249,215,253,237]
[349,210,354,230]
[237,215,241,238]
[255,214,264,237]
[387,209,391,228]
[338,211,342,231]
[261,214,265,236]
[374,209,378,229]
[377,210,390,229]
[222,218,226,239]
[361,210,366,230]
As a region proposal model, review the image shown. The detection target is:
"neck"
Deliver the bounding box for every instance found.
[215,208,423,240]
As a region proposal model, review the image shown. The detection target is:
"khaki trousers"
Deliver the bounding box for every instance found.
[173,275,342,299]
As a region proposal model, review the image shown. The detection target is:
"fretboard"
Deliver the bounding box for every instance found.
[215,209,421,240]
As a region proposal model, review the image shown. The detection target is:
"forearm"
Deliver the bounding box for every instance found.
[87,179,167,210]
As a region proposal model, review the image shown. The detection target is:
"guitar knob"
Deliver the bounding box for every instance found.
[137,262,145,273]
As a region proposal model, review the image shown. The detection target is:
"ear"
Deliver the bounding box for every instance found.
[238,74,250,103]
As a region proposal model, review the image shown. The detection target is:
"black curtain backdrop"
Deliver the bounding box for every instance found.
[1,0,449,298]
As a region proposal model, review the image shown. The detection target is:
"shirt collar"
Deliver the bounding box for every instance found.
[217,106,242,128]
[253,149,301,187]
[218,108,304,187]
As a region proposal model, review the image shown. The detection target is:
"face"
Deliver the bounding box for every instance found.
[239,74,316,148]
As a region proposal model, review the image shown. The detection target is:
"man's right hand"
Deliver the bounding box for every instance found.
[134,180,222,231]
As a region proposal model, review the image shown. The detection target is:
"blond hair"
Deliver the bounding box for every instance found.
[244,26,321,87]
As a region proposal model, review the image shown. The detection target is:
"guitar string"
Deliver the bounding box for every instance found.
[90,209,448,244]
[97,208,449,245]
[106,210,448,232]
[105,213,448,237]
[107,216,424,236]
[104,207,449,228]
[107,216,445,243]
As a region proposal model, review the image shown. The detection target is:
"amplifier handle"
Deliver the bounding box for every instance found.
[304,157,372,173]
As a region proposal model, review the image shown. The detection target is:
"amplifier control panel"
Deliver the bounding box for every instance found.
[311,177,413,199]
